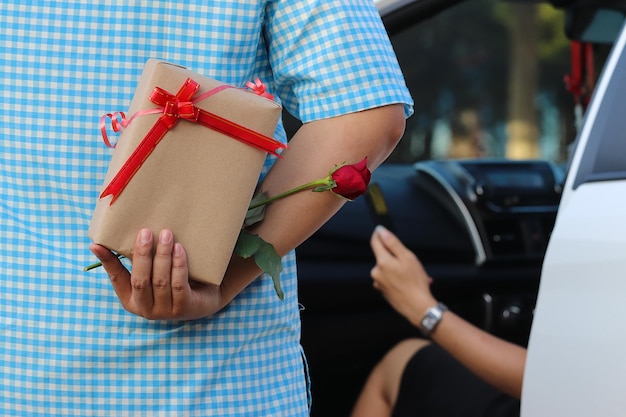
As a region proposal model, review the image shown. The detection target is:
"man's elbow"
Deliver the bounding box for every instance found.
[371,103,407,166]
[384,103,407,146]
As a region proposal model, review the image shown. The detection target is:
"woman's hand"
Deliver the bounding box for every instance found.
[370,226,527,399]
[370,226,437,327]
[89,228,222,320]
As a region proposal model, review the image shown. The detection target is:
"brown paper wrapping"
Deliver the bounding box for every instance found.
[88,59,282,285]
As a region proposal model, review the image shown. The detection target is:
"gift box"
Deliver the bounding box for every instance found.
[88,59,284,285]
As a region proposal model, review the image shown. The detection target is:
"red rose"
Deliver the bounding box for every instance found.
[330,157,371,200]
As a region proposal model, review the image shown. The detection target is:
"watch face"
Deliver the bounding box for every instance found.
[423,314,437,330]
[422,304,446,334]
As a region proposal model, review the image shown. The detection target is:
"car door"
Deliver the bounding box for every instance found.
[522,22,626,416]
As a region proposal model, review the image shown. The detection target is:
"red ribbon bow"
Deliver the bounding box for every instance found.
[246,78,274,100]
[100,78,287,203]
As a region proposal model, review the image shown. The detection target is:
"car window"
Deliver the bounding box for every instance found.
[385,0,575,164]
[573,37,626,188]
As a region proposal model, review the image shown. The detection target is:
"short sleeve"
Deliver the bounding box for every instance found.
[265,0,414,122]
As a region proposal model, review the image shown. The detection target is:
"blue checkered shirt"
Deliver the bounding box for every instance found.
[0,1,413,415]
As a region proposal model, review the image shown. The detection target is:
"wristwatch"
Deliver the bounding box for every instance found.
[420,302,448,336]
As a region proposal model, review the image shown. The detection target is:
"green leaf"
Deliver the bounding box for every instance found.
[244,205,266,228]
[244,191,269,227]
[233,231,284,300]
[254,238,284,301]
[234,230,262,258]
[249,190,269,208]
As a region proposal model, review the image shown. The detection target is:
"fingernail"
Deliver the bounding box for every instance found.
[160,229,172,244]
[375,225,388,236]
[140,229,152,244]
[173,242,183,257]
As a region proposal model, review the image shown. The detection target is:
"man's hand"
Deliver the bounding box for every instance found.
[89,228,222,320]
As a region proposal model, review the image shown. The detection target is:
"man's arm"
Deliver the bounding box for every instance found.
[91,104,406,320]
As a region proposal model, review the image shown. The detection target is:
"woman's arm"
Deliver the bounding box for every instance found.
[370,225,526,399]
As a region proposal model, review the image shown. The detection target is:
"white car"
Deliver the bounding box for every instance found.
[522,17,626,417]
[295,1,626,415]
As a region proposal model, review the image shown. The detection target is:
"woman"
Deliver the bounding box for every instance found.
[351,226,525,417]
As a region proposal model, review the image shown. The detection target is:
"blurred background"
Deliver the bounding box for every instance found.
[384,0,612,165]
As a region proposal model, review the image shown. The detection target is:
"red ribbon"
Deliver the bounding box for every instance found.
[99,78,287,203]
[245,78,274,100]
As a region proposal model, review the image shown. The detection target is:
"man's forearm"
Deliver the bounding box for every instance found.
[216,104,406,308]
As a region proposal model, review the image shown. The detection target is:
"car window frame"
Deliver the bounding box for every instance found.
[572,23,626,189]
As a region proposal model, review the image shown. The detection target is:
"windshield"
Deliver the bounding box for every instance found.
[384,0,611,164]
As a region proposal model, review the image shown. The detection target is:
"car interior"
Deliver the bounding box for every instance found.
[281,0,625,415]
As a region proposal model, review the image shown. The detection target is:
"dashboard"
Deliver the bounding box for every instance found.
[296,159,565,417]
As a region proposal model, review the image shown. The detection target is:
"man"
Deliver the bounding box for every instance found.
[0,1,412,415]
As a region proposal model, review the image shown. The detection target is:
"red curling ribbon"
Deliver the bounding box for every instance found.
[100,78,287,203]
[100,112,129,148]
[246,78,274,100]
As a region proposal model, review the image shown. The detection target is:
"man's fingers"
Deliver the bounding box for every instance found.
[129,229,156,314]
[151,229,174,313]
[170,243,192,317]
[89,242,132,303]
[92,229,197,320]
